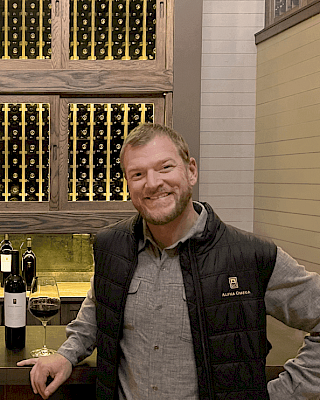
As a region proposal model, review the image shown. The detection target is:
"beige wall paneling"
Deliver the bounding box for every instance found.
[255,6,320,361]
[200,0,265,231]
[255,13,320,365]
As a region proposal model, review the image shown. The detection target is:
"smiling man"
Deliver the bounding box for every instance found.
[18,123,320,400]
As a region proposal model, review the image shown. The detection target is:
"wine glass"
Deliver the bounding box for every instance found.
[28,276,61,357]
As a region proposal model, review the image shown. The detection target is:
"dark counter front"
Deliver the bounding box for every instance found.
[0,325,97,400]
[0,326,284,399]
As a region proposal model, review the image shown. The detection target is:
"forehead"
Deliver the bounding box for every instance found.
[124,135,181,168]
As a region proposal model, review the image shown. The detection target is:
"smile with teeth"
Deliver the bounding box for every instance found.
[146,192,171,200]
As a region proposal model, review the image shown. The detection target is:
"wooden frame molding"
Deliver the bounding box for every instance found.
[256,0,320,44]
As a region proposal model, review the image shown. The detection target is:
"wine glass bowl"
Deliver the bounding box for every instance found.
[28,276,61,357]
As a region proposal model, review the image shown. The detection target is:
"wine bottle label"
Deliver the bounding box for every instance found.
[4,292,26,328]
[1,254,12,272]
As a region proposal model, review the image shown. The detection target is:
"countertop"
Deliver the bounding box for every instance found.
[0,325,96,384]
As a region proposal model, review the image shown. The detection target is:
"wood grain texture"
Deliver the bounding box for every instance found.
[0,69,173,94]
[0,210,136,234]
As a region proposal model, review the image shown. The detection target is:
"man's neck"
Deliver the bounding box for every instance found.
[146,202,199,250]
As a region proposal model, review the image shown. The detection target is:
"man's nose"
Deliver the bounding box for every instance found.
[145,170,160,189]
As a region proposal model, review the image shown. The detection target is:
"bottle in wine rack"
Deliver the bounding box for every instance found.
[4,250,26,350]
[0,235,13,288]
[22,238,36,291]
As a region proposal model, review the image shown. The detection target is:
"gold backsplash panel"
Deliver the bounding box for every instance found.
[7,233,94,282]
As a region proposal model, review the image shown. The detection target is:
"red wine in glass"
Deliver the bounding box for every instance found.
[28,276,61,357]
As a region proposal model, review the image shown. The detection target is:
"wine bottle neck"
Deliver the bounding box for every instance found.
[11,250,20,275]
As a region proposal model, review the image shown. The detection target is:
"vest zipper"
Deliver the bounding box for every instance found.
[188,240,215,400]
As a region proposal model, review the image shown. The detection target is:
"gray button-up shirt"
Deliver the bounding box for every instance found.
[118,203,207,399]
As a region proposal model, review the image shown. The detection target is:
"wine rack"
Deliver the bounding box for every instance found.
[0,103,50,201]
[0,0,52,60]
[70,0,156,60]
[68,102,154,201]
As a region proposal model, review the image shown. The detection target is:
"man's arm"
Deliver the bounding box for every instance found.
[265,247,320,399]
[17,276,97,399]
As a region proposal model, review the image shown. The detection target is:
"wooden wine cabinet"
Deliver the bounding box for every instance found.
[0,0,174,234]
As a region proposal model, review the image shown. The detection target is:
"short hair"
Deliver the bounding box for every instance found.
[120,123,191,173]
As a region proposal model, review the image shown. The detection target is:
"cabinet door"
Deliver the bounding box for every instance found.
[60,302,82,325]
[59,96,165,210]
[0,0,61,70]
[0,0,174,94]
[0,95,59,211]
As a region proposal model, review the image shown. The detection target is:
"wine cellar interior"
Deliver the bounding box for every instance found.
[0,0,204,281]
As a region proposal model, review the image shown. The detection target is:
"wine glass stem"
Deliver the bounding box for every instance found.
[42,321,48,349]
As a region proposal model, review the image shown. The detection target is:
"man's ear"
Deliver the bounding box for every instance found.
[188,157,198,186]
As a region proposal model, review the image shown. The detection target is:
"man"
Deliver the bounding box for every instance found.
[18,123,320,399]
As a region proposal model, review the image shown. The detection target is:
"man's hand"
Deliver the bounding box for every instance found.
[17,353,72,399]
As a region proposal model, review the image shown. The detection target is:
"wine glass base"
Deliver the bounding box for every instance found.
[30,348,57,357]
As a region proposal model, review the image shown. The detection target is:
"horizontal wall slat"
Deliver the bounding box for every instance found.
[214,208,253,222]
[255,196,320,215]
[257,38,320,78]
[202,26,261,41]
[254,153,320,170]
[255,136,320,157]
[256,55,320,89]
[201,79,256,93]
[256,84,320,116]
[201,131,255,144]
[200,158,254,171]
[255,169,320,185]
[200,183,254,196]
[255,120,320,143]
[201,170,254,183]
[201,105,256,118]
[256,104,320,131]
[202,92,257,105]
[201,144,254,158]
[202,54,257,67]
[254,221,320,249]
[202,66,257,80]
[254,209,320,232]
[202,195,254,209]
[202,41,257,54]
[254,183,320,200]
[256,71,320,106]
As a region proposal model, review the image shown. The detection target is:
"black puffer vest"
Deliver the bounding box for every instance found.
[94,202,277,399]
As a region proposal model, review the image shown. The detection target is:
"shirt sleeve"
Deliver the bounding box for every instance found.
[57,276,97,366]
[265,247,320,399]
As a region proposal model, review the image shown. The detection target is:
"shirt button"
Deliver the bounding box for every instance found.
[154,345,159,350]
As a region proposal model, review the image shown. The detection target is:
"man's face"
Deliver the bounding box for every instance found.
[123,135,197,225]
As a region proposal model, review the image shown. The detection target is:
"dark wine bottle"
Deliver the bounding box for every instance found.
[0,234,13,287]
[4,250,26,350]
[22,238,36,291]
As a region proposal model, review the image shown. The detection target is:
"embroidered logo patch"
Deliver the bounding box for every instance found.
[222,276,252,298]
[229,277,239,289]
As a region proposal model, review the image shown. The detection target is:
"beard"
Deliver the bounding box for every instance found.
[139,184,193,226]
